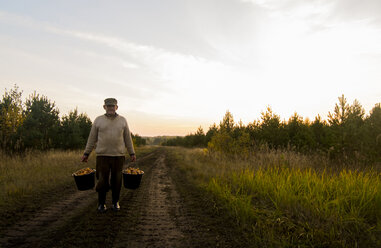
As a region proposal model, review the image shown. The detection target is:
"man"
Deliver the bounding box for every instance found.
[81,98,136,212]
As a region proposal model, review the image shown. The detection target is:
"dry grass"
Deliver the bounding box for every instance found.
[0,146,157,209]
[0,150,90,206]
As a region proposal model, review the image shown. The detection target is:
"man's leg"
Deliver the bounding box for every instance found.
[110,156,125,205]
[96,156,111,206]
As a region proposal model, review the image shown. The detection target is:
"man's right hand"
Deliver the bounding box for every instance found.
[81,155,89,163]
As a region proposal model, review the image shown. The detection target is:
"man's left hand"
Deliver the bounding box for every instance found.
[130,154,136,162]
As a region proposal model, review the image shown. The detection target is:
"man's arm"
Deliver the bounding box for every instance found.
[123,119,136,162]
[81,121,98,162]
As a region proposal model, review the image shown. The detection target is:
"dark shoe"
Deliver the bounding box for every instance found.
[112,202,120,211]
[97,204,107,213]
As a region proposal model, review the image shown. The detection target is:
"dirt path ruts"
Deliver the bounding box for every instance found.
[113,154,192,248]
[0,150,219,248]
[0,189,97,248]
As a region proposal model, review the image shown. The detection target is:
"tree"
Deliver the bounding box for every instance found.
[363,103,381,162]
[258,106,287,148]
[208,111,236,154]
[219,110,235,133]
[327,95,349,158]
[59,108,92,149]
[132,133,146,147]
[327,95,366,161]
[192,126,206,147]
[310,115,332,152]
[18,92,60,150]
[205,123,218,145]
[345,99,365,156]
[208,130,234,154]
[285,112,314,151]
[0,84,25,151]
[328,94,350,126]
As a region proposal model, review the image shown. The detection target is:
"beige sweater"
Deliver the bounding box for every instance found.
[84,114,135,156]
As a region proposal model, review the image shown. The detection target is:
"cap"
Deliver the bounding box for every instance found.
[104,98,118,106]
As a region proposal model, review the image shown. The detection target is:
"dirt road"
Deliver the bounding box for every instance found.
[0,148,235,248]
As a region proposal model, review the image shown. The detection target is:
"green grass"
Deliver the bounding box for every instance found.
[165,146,381,247]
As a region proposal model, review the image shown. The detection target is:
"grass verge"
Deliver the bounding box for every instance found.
[164,146,381,248]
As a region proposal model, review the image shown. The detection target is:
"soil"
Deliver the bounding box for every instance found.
[0,190,97,247]
[0,148,240,248]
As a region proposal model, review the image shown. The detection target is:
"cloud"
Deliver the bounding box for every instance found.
[0,10,225,79]
[241,0,333,15]
[0,10,237,119]
[241,0,381,26]
[41,21,241,118]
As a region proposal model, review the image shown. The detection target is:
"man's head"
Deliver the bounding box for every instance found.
[103,98,118,115]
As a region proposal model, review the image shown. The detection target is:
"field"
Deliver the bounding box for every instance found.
[0,146,380,247]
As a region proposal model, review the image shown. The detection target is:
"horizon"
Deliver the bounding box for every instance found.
[2,84,379,138]
[1,0,380,136]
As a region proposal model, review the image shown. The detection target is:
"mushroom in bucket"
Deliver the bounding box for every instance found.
[123,167,144,189]
[72,167,96,191]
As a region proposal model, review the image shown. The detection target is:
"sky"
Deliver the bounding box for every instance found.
[0,0,380,136]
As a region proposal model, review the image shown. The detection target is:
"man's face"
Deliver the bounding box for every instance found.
[104,104,118,115]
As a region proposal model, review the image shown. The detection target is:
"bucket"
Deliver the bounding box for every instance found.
[72,170,96,191]
[123,172,144,189]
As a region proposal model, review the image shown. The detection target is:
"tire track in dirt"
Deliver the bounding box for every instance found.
[113,154,194,248]
[0,188,97,248]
